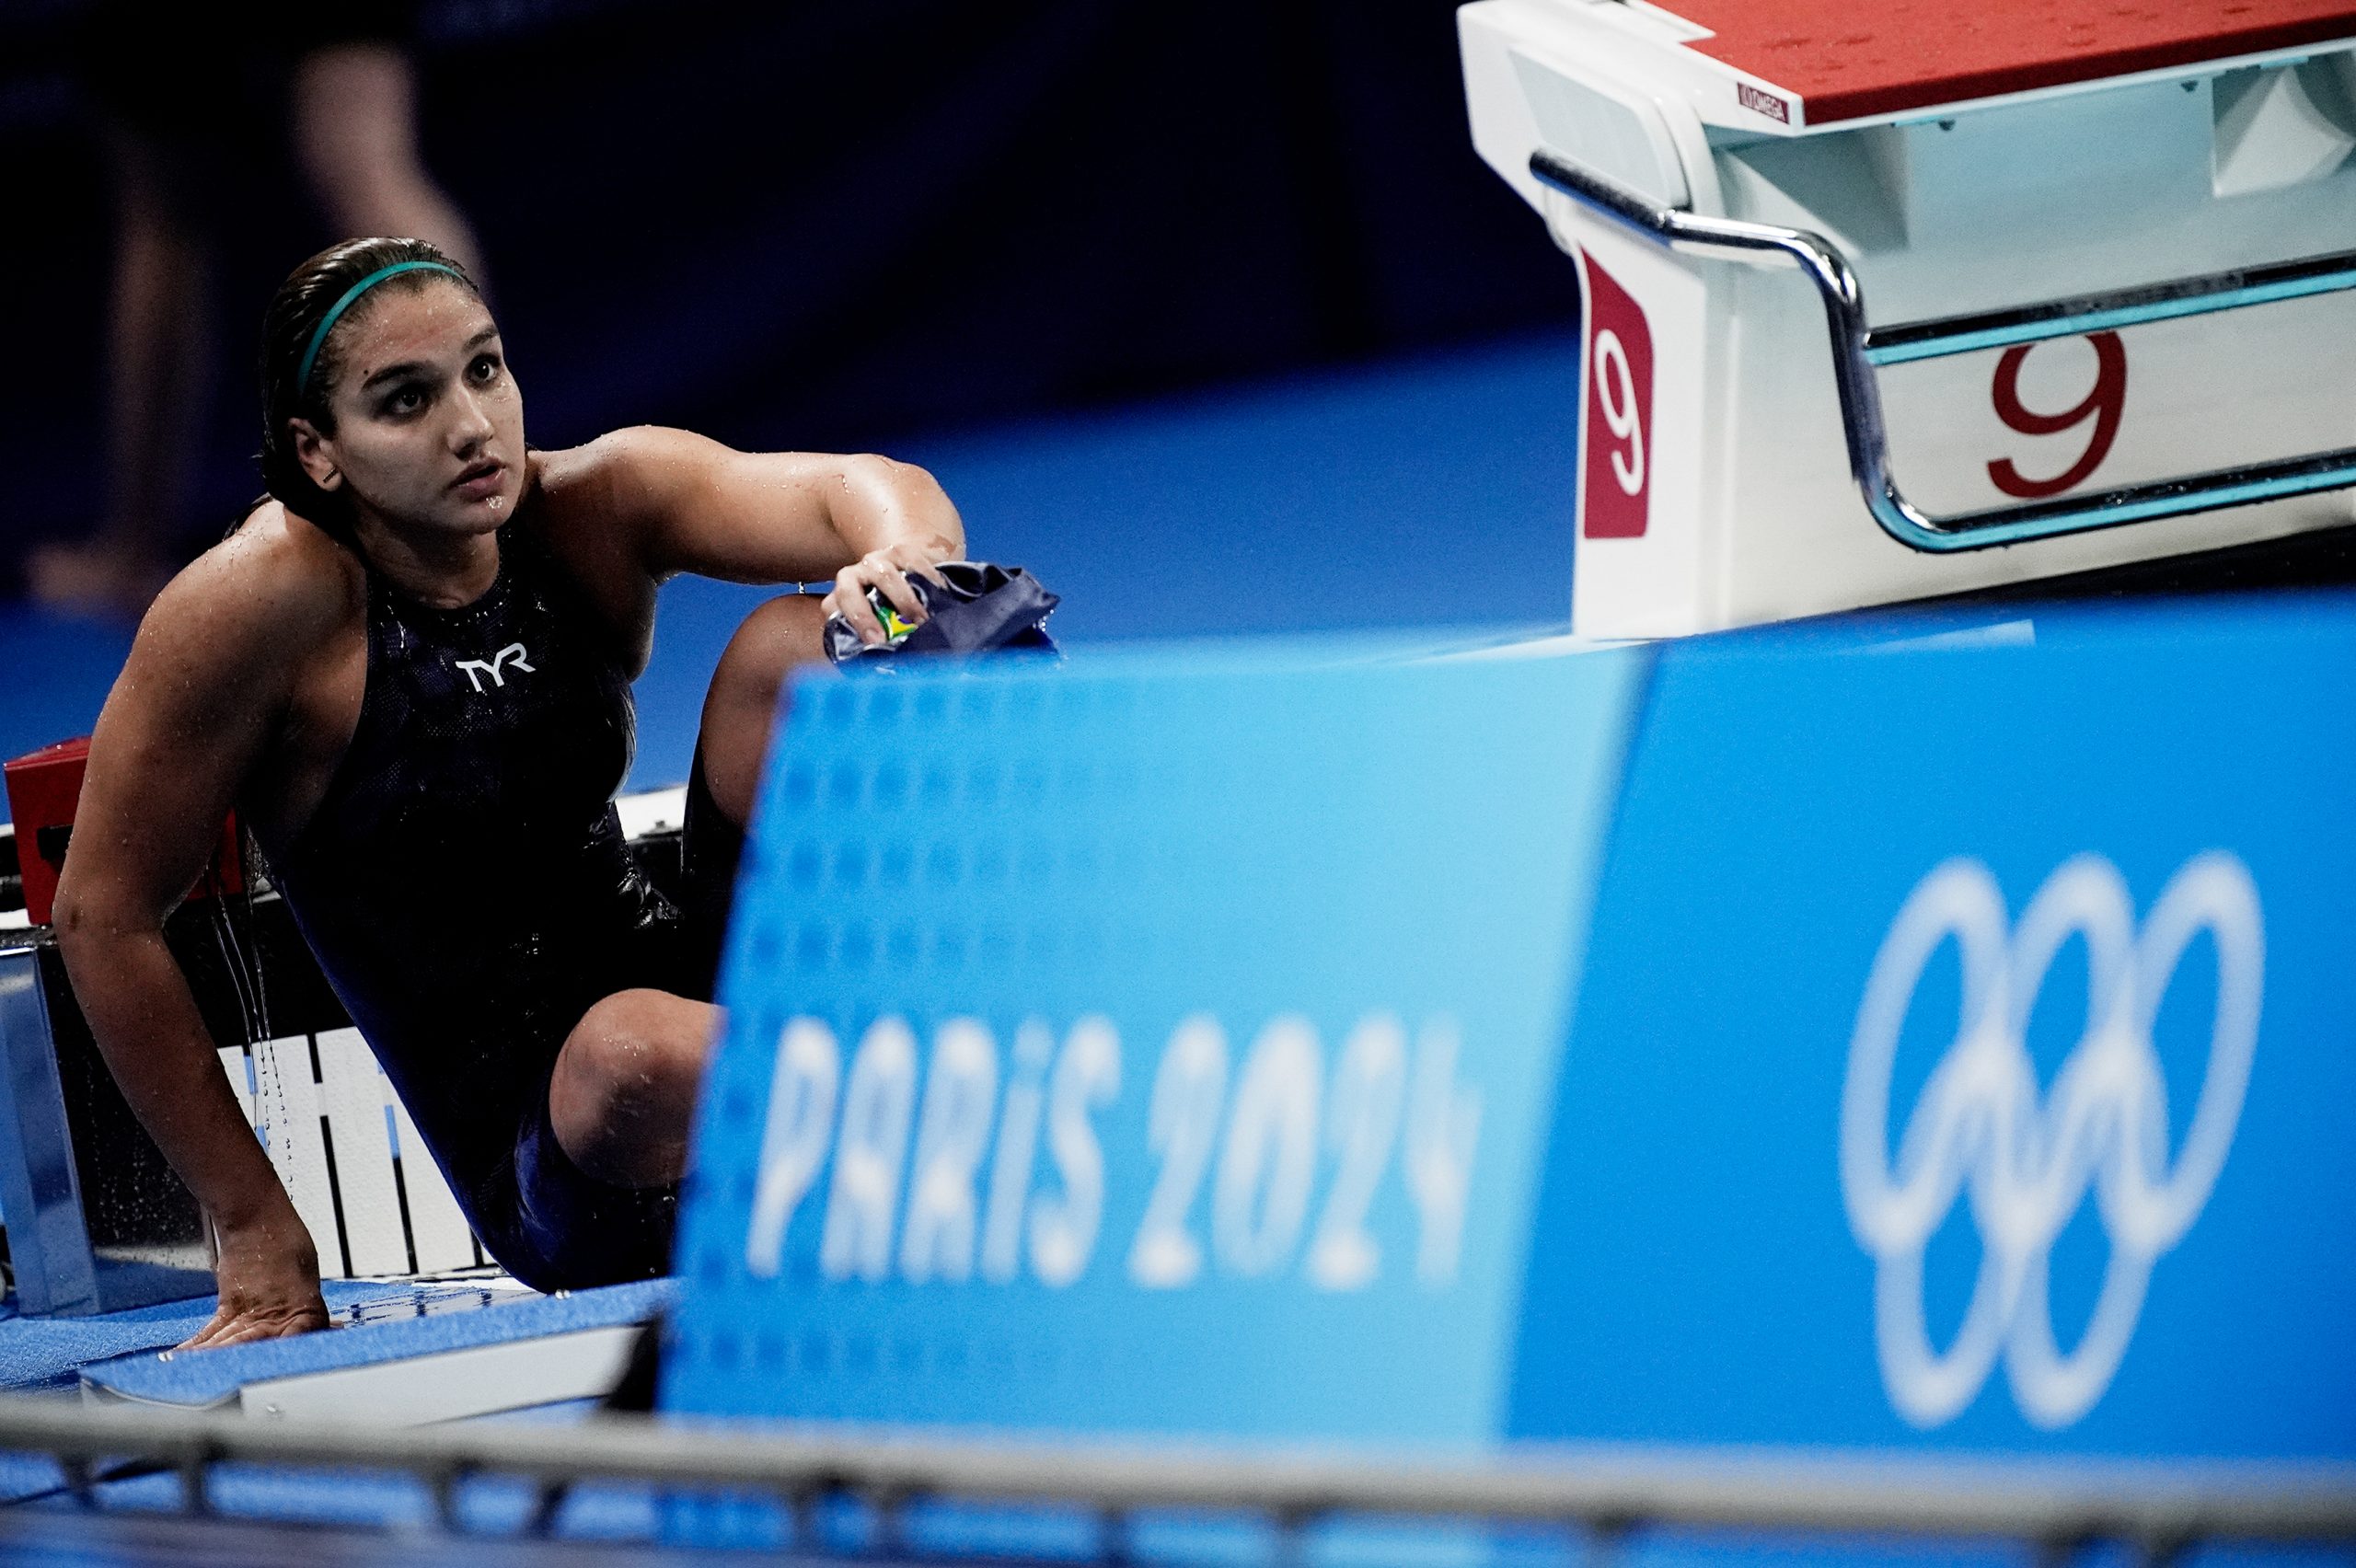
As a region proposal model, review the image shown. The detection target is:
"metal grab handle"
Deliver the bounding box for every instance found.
[1530,148,2356,554]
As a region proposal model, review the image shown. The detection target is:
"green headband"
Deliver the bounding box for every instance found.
[295,260,466,398]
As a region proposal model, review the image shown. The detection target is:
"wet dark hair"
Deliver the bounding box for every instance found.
[251,236,485,541]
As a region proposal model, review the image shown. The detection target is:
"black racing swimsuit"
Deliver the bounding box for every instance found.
[264,519,720,1290]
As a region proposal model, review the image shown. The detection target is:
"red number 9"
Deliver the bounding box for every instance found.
[1987,331,2127,500]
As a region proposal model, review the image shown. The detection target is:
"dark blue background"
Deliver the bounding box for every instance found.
[1,0,1579,561]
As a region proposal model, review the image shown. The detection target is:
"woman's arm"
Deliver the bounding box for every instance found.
[53,541,335,1347]
[561,426,966,646]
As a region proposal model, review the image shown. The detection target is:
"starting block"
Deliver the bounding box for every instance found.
[1461,0,2356,636]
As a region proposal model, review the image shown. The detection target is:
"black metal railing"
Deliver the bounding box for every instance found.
[0,1399,2350,1561]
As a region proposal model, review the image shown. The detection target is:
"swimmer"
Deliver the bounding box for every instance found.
[52,236,964,1346]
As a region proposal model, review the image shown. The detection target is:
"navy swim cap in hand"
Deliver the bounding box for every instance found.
[823,561,1061,668]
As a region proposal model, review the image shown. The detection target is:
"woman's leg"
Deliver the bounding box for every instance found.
[676,594,832,994]
[290,42,484,279]
[545,596,830,1188]
[548,987,717,1187]
[29,132,211,618]
[695,594,832,829]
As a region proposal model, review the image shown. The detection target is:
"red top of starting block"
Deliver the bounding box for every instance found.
[1654,0,2356,122]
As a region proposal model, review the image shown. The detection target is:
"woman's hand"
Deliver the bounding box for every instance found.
[182,1207,329,1350]
[823,541,954,647]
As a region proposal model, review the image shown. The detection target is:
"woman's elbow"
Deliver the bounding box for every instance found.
[51,862,90,939]
[846,451,929,496]
[884,456,964,539]
[51,871,149,955]
[51,879,105,962]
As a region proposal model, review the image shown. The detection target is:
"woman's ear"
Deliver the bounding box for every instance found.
[290,418,343,492]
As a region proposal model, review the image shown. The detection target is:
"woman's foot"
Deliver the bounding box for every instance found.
[26,541,176,622]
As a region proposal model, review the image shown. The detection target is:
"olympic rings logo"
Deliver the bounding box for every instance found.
[1840,852,2263,1430]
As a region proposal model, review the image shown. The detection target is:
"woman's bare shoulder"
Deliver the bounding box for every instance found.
[534,427,702,490]
[515,444,665,655]
[529,427,731,530]
[135,505,364,683]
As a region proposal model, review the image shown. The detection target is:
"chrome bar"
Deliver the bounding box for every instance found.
[1529,149,2356,554]
[1864,248,2356,365]
[0,1400,2352,1545]
[0,945,96,1317]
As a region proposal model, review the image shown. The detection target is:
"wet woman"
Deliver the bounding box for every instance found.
[52,236,964,1345]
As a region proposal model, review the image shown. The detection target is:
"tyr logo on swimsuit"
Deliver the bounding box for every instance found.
[455,642,536,693]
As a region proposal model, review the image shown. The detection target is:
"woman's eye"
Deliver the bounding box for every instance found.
[470,354,502,383]
[385,387,425,415]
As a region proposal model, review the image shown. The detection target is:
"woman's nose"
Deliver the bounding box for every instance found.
[449,386,496,445]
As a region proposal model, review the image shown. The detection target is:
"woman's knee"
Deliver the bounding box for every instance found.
[709,595,827,714]
[698,595,830,824]
[549,988,715,1185]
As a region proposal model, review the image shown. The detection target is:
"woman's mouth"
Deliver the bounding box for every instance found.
[452,460,506,501]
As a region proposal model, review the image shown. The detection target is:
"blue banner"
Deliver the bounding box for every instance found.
[664,600,2356,1463]
[1512,603,2356,1460]
[664,639,1649,1445]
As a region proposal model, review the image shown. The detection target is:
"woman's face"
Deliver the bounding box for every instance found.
[293,280,525,538]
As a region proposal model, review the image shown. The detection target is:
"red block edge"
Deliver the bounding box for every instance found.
[6,737,242,928]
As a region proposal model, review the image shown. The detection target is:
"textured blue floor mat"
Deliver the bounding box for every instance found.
[0,1279,444,1396]
[0,1280,665,1507]
[81,1278,671,1408]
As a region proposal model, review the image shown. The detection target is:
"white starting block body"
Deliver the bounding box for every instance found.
[1463,0,2356,637]
[214,1031,487,1280]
